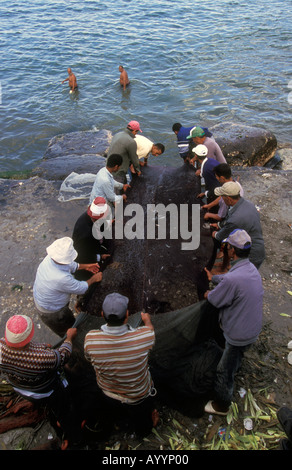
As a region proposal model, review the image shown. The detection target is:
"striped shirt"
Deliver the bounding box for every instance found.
[84,324,155,403]
[0,339,72,393]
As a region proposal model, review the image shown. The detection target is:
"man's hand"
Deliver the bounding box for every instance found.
[197,192,205,198]
[204,290,210,299]
[123,184,131,192]
[87,272,103,286]
[80,263,100,273]
[141,312,154,330]
[65,328,77,342]
[204,267,213,281]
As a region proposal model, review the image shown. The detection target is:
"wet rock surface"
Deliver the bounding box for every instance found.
[211,121,278,166]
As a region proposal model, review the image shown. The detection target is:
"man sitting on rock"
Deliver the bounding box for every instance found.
[84,292,159,437]
[0,314,80,445]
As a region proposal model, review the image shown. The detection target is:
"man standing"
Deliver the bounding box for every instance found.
[204,229,264,415]
[61,68,78,92]
[107,121,142,184]
[119,65,130,90]
[172,123,212,161]
[84,292,158,436]
[33,237,102,337]
[187,126,226,163]
[212,181,265,269]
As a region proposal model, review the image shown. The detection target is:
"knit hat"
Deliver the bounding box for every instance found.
[5,315,34,348]
[192,144,208,158]
[87,197,108,219]
[46,237,77,264]
[102,293,129,320]
[127,120,142,132]
[186,126,205,139]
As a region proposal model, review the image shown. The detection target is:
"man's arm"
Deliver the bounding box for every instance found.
[128,141,141,175]
[141,312,154,330]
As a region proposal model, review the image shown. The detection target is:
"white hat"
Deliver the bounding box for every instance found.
[223,229,252,250]
[214,181,241,197]
[192,144,208,157]
[46,237,77,264]
[87,197,108,219]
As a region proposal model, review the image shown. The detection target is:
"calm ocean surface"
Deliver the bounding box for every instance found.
[1,0,291,172]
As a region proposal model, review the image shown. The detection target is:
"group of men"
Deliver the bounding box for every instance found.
[0,118,269,445]
[173,122,266,416]
[61,65,130,93]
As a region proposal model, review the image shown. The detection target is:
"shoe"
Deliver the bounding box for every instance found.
[280,438,292,450]
[277,406,292,440]
[204,400,229,416]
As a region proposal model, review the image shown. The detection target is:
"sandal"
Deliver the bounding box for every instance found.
[204,400,229,416]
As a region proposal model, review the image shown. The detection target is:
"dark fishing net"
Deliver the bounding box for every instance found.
[80,164,214,316]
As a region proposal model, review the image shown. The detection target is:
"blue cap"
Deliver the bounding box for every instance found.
[102,293,129,320]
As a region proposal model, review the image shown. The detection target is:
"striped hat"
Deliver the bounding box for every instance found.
[87,197,108,219]
[5,315,35,348]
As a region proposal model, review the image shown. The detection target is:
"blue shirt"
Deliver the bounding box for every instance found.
[207,258,263,346]
[33,256,88,312]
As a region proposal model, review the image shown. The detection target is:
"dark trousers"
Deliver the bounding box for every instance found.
[100,393,156,437]
[37,304,75,337]
[214,341,251,409]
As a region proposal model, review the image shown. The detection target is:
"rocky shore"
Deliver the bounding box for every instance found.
[0,124,291,450]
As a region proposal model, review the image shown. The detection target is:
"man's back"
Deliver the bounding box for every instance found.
[208,259,263,345]
[108,130,139,176]
[217,198,265,267]
[204,137,226,163]
[84,324,155,403]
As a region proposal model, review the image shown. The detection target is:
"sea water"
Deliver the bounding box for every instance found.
[0,0,291,172]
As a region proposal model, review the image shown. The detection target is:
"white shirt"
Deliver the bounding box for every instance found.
[134,135,153,160]
[33,256,88,312]
[90,167,124,204]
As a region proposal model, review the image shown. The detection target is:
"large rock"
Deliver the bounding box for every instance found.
[32,154,106,180]
[43,129,111,159]
[32,129,111,180]
[210,122,277,166]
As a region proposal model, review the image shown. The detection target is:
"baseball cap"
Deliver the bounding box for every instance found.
[46,237,77,264]
[186,126,205,139]
[102,293,129,320]
[223,229,252,249]
[192,144,208,157]
[214,181,241,197]
[87,197,108,219]
[5,315,35,348]
[127,120,142,132]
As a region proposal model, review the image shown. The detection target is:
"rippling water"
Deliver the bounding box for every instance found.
[0,0,291,172]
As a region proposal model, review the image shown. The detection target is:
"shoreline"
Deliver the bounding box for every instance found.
[0,142,291,450]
